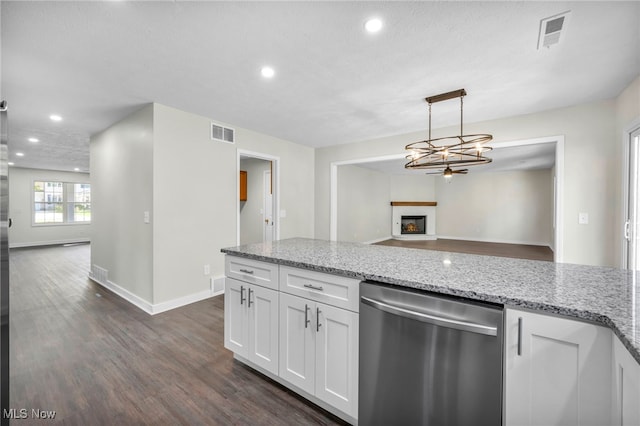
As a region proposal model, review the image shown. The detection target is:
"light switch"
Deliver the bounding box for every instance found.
[578,212,588,225]
[144,211,150,224]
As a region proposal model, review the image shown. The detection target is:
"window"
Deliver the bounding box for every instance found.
[33,181,91,224]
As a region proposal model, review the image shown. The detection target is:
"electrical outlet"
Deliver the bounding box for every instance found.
[578,212,589,225]
[204,264,210,275]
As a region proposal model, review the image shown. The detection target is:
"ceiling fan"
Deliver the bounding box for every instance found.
[425,165,468,179]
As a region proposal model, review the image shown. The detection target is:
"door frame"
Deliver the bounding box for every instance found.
[621,118,640,269]
[329,135,565,262]
[237,149,280,245]
[263,169,274,242]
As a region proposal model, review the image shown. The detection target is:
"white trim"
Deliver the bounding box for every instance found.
[362,236,392,245]
[89,273,154,314]
[10,237,90,249]
[621,117,640,269]
[436,235,553,249]
[88,273,224,315]
[237,149,280,245]
[151,289,215,315]
[329,136,565,262]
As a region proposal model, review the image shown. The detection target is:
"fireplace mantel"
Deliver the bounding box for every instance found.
[390,201,437,207]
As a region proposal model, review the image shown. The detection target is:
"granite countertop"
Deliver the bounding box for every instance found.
[221,238,640,363]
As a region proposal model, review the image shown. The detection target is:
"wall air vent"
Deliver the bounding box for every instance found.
[537,11,570,50]
[211,122,235,144]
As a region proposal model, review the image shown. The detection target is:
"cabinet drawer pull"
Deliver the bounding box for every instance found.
[240,285,245,305]
[239,269,254,275]
[517,317,523,356]
[316,307,322,332]
[304,304,310,328]
[248,288,253,308]
[303,283,324,291]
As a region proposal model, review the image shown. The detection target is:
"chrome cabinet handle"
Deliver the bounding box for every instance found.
[304,304,310,328]
[360,296,498,336]
[240,285,245,305]
[316,307,322,332]
[517,317,523,356]
[303,283,324,291]
[248,288,253,308]
[239,269,254,275]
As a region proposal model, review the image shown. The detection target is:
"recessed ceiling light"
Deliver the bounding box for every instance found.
[8,162,14,166]
[49,114,62,122]
[261,66,275,78]
[15,152,24,157]
[74,168,80,172]
[365,17,383,33]
[28,137,39,143]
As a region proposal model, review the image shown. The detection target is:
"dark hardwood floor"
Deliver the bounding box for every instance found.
[374,238,554,262]
[9,244,346,425]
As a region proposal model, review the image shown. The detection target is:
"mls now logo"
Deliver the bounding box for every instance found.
[3,408,56,419]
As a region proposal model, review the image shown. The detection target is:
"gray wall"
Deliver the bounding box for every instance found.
[435,169,553,246]
[90,104,154,302]
[337,164,390,243]
[8,167,91,247]
[91,102,315,307]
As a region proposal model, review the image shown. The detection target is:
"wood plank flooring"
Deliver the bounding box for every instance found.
[9,244,346,425]
[374,238,554,262]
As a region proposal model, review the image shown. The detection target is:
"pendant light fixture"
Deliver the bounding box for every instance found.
[405,89,493,177]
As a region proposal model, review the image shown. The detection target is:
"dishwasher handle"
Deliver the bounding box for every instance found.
[361,295,498,336]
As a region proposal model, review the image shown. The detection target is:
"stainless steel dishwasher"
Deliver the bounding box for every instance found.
[359,281,503,425]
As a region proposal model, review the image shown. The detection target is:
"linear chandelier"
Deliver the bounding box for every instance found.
[405,89,493,176]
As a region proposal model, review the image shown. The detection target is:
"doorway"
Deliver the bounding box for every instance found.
[237,150,279,245]
[330,136,564,262]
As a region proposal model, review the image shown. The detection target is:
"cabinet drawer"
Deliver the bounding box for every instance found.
[225,256,278,290]
[279,266,359,312]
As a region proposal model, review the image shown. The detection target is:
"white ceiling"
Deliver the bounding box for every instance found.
[2,1,639,172]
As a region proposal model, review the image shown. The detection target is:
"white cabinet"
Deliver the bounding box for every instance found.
[505,308,612,426]
[224,277,279,375]
[279,292,358,418]
[612,335,640,425]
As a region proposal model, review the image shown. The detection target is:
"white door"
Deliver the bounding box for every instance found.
[626,127,640,269]
[504,309,611,426]
[279,293,315,394]
[248,285,279,375]
[263,169,274,243]
[224,278,248,358]
[315,302,359,417]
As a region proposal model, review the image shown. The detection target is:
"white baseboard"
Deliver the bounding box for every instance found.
[362,236,392,244]
[88,273,225,315]
[10,237,90,249]
[436,235,552,248]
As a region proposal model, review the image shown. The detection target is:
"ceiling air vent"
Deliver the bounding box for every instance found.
[211,122,235,144]
[537,11,570,49]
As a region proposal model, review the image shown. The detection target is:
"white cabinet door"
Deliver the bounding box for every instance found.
[315,301,358,418]
[248,284,279,375]
[612,335,640,426]
[224,278,248,358]
[505,308,611,426]
[279,292,315,394]
[225,278,278,375]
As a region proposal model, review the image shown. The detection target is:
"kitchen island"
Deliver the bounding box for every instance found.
[221,238,640,425]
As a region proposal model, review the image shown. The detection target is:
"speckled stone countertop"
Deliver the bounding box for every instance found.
[221,238,640,363]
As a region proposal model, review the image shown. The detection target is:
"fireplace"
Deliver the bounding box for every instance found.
[401,216,426,235]
[391,202,437,240]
